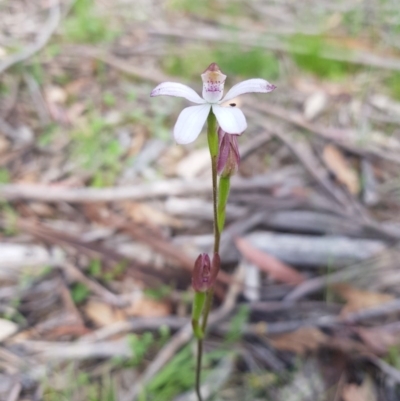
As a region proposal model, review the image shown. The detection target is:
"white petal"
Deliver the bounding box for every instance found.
[212,105,247,134]
[174,104,211,144]
[150,82,205,104]
[221,79,276,103]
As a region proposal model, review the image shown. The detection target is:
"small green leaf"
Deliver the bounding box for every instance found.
[71,283,90,304]
[88,259,101,277]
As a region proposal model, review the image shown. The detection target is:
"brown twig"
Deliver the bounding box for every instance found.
[62,263,125,306]
[14,219,162,286]
[59,282,85,326]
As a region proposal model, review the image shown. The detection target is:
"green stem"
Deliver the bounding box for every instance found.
[196,340,203,401]
[203,110,219,328]
[195,110,219,401]
[201,288,214,332]
[207,111,220,254]
[217,176,230,233]
[191,292,206,339]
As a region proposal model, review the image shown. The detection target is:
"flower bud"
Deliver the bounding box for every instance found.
[192,253,220,292]
[217,127,240,177]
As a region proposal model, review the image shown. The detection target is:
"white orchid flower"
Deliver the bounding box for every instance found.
[150,63,276,144]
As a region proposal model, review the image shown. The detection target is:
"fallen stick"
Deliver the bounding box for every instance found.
[257,210,367,237]
[249,298,400,335]
[245,231,386,268]
[0,167,300,202]
[16,338,131,360]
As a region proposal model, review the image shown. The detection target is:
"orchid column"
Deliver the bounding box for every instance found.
[151,63,275,401]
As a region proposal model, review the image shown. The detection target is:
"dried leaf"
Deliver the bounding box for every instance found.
[28,202,55,217]
[175,148,210,179]
[157,145,185,176]
[269,328,328,355]
[0,136,10,154]
[235,237,305,285]
[125,297,171,318]
[356,326,400,354]
[303,91,328,121]
[323,144,360,194]
[64,78,91,96]
[45,85,67,104]
[123,202,181,228]
[45,324,90,340]
[84,301,126,327]
[67,103,87,123]
[333,283,394,317]
[342,374,377,401]
[0,319,18,341]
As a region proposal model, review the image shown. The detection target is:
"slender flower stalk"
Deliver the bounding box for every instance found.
[150,62,275,401]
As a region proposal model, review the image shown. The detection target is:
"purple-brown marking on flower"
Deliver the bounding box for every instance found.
[201,63,227,103]
[203,62,220,73]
